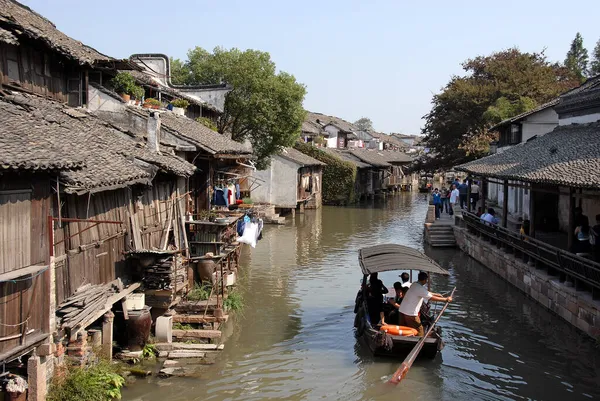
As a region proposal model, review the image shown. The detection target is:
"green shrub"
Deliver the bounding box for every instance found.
[173,322,194,330]
[224,291,243,312]
[187,283,212,301]
[131,86,145,100]
[294,142,356,204]
[141,344,158,359]
[47,360,125,401]
[196,117,218,131]
[143,98,161,106]
[109,72,140,96]
[171,98,190,108]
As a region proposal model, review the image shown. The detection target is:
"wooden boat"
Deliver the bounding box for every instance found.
[353,244,450,359]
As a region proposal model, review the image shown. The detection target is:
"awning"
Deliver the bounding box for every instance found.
[358,244,449,275]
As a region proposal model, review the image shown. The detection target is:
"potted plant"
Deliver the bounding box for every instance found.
[171,98,189,116]
[108,72,139,103]
[5,375,27,401]
[143,98,161,110]
[132,86,145,106]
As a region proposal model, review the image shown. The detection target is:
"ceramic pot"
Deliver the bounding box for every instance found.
[120,93,131,102]
[172,107,185,116]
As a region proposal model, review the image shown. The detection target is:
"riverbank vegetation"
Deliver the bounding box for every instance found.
[47,359,125,401]
[295,142,356,204]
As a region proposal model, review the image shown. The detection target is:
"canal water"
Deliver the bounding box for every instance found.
[123,193,600,401]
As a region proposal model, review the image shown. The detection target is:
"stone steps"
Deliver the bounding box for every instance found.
[424,224,456,247]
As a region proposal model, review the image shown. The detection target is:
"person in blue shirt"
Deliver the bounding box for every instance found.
[432,188,442,219]
[458,179,469,209]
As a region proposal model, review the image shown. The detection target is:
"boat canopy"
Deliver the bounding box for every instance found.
[358,244,449,276]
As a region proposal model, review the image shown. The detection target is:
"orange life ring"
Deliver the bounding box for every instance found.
[380,325,418,336]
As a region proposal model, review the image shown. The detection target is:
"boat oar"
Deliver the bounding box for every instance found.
[387,287,456,385]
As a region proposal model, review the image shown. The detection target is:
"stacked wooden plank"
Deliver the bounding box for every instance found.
[142,255,186,291]
[57,279,123,330]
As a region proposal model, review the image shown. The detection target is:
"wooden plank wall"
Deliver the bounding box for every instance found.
[0,41,80,104]
[0,175,50,355]
[54,189,130,305]
[54,180,177,304]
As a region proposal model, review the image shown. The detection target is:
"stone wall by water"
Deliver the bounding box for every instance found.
[453,226,600,339]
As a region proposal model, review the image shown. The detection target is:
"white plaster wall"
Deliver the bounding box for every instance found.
[252,163,273,204]
[324,125,339,148]
[252,156,298,207]
[559,113,600,125]
[87,87,126,112]
[521,108,558,142]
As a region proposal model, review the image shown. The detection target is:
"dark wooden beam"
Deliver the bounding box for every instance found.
[467,179,472,212]
[481,177,487,212]
[529,187,536,238]
[568,187,574,251]
[502,180,509,228]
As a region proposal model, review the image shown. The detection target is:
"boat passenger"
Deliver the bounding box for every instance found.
[398,272,452,336]
[383,282,408,325]
[366,273,388,326]
[399,272,412,288]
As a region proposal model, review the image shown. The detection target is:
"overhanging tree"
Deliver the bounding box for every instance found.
[564,32,589,82]
[354,117,374,131]
[590,38,600,77]
[423,48,579,170]
[171,47,306,168]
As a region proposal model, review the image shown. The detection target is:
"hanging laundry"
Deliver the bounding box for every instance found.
[238,222,259,248]
[213,187,228,207]
[227,183,236,205]
[235,183,241,200]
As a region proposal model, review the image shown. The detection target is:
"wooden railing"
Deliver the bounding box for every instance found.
[462,212,600,295]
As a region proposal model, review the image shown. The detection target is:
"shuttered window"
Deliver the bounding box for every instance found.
[0,190,32,273]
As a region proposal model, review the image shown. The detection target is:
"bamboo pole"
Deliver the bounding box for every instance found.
[388,287,456,385]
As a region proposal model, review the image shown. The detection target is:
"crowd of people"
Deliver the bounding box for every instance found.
[431,178,482,220]
[365,271,452,336]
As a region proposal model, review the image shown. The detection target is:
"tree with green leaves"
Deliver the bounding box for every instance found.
[590,38,600,77]
[564,32,589,82]
[422,48,579,170]
[171,47,306,168]
[354,117,374,131]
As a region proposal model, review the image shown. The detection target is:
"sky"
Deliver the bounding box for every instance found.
[21,0,600,134]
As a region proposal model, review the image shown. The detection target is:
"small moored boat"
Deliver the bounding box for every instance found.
[353,244,450,359]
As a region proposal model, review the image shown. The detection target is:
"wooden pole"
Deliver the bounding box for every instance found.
[467,178,472,213]
[481,177,487,213]
[388,287,456,385]
[529,187,536,238]
[568,187,574,252]
[502,180,509,228]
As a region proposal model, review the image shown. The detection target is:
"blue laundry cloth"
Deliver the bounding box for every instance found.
[213,187,228,207]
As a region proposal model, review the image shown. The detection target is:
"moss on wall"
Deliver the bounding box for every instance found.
[294,142,356,204]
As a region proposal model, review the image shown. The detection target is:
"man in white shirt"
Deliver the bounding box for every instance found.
[398,272,453,336]
[449,184,459,215]
[480,208,499,225]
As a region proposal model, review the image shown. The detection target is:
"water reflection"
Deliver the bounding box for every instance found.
[123,194,600,401]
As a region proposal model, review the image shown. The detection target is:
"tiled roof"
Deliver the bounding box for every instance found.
[146,110,252,155]
[0,92,196,193]
[378,151,413,163]
[0,26,18,44]
[320,148,371,169]
[456,121,600,189]
[278,147,325,167]
[345,149,391,167]
[305,111,357,133]
[301,120,325,135]
[0,0,112,65]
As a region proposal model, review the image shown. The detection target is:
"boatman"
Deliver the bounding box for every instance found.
[398,272,452,336]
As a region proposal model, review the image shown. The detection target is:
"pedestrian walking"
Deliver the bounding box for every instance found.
[449,184,459,215]
[458,179,468,209]
[432,188,442,219]
[441,186,450,214]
